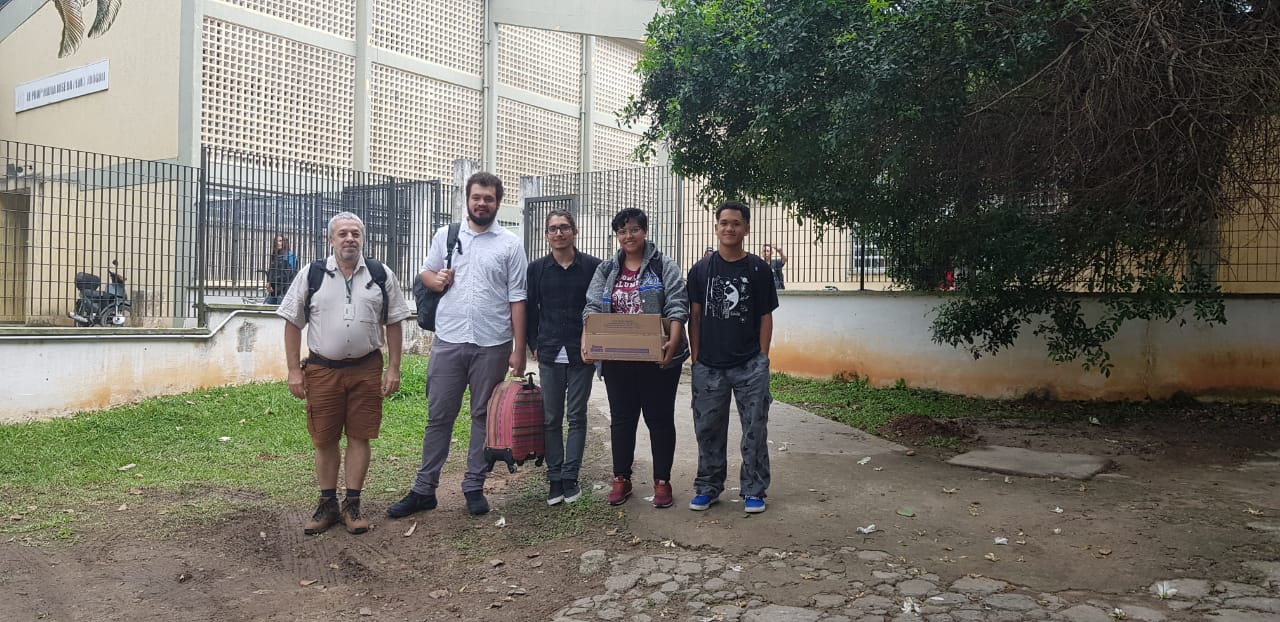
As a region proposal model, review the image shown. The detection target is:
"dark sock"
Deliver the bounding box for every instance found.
[345,489,361,499]
[320,489,337,499]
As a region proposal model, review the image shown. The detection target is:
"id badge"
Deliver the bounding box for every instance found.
[343,303,355,320]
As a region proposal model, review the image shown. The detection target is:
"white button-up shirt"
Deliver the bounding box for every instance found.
[420,222,527,347]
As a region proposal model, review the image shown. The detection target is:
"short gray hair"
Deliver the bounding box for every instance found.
[327,211,365,237]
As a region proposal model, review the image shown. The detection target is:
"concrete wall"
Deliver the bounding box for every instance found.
[0,306,431,423]
[0,1,182,160]
[771,293,1280,401]
[4,293,1277,422]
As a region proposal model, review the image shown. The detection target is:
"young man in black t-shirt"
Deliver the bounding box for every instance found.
[686,201,780,514]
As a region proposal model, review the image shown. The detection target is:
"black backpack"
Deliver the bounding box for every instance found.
[413,223,461,331]
[304,258,389,323]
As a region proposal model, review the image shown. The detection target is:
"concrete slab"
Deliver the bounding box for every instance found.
[946,445,1111,480]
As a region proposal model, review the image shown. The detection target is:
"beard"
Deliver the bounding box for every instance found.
[468,207,496,227]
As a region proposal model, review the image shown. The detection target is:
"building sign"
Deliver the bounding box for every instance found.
[15,60,110,113]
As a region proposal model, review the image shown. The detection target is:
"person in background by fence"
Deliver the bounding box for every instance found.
[687,202,779,514]
[277,212,413,535]
[266,234,298,305]
[388,172,528,519]
[527,209,601,506]
[583,207,689,509]
[761,244,787,290]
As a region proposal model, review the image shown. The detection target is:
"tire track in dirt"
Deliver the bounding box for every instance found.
[5,541,78,621]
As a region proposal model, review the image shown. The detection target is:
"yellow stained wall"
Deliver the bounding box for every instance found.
[1218,171,1280,293]
[0,1,182,160]
[0,191,30,323]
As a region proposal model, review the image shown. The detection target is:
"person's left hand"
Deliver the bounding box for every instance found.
[660,334,679,367]
[381,368,401,397]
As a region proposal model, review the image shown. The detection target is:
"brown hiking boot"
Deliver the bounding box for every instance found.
[652,480,673,508]
[607,476,632,505]
[340,497,370,534]
[303,497,340,535]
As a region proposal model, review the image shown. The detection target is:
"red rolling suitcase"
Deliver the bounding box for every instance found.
[484,373,546,473]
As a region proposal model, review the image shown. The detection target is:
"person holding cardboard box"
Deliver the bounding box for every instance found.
[686,201,779,514]
[583,208,689,509]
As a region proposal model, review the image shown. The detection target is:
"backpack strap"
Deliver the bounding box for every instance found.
[363,257,389,324]
[303,259,329,322]
[303,257,390,324]
[444,223,461,268]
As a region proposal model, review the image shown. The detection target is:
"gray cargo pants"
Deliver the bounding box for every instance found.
[690,352,772,499]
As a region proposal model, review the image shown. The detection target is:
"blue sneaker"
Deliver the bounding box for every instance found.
[744,496,766,513]
[688,494,718,511]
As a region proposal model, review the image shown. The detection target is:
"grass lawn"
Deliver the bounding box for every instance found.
[0,355,453,539]
[768,372,1044,433]
[8,358,1240,540]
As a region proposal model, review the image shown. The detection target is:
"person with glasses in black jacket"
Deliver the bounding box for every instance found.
[526,209,602,506]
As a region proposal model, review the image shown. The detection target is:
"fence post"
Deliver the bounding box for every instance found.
[196,146,210,327]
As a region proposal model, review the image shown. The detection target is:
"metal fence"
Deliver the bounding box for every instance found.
[522,167,889,289]
[523,165,1280,293]
[1,141,201,327]
[199,146,454,305]
[4,139,1275,330]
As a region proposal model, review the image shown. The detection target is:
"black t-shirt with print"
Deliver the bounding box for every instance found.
[687,252,779,369]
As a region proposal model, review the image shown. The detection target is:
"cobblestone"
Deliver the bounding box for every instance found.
[549,546,1280,622]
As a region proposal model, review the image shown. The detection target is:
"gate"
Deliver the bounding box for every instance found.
[199,146,454,308]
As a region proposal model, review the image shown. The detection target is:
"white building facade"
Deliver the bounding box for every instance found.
[2,0,656,211]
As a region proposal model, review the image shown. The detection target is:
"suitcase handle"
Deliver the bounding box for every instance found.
[521,372,536,389]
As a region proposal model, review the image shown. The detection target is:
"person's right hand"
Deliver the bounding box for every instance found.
[580,346,594,364]
[436,268,455,291]
[287,367,306,399]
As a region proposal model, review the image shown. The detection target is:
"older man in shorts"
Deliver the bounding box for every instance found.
[277,211,413,535]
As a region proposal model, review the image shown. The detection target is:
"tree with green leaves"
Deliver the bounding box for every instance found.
[625,0,1280,374]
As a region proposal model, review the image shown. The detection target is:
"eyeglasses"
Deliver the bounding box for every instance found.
[614,227,645,237]
[545,224,574,234]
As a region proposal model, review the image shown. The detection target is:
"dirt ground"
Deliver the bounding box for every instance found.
[4,398,1279,621]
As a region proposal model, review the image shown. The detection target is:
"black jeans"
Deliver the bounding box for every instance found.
[601,361,682,482]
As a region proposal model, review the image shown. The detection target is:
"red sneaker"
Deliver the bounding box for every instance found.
[653,480,673,508]
[607,476,632,505]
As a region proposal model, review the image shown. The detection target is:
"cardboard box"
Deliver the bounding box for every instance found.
[583,313,666,362]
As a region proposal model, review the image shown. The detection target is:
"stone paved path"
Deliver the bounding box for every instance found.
[567,375,1279,622]
[555,546,1280,622]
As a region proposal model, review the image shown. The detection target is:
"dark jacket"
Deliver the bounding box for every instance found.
[527,249,601,365]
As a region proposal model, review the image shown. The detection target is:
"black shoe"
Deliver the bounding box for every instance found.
[386,491,437,518]
[562,480,582,503]
[547,481,565,506]
[464,490,490,515]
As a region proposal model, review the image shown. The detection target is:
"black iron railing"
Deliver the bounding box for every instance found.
[523,166,890,290]
[1,140,201,326]
[199,146,454,307]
